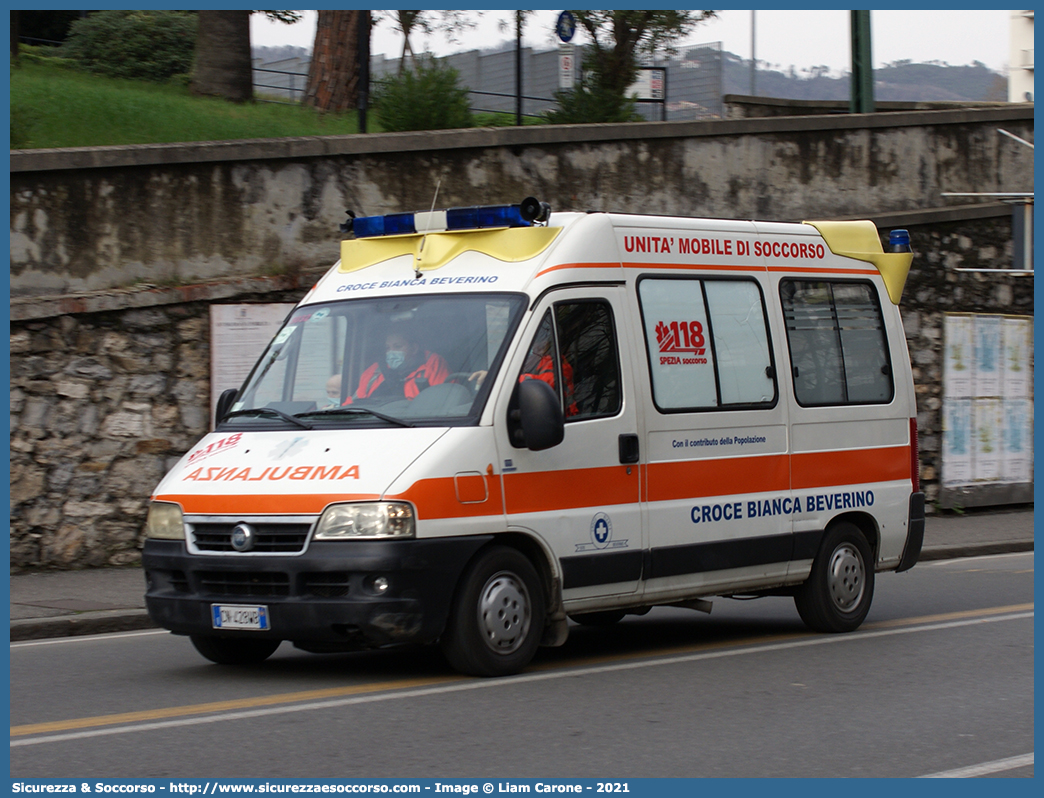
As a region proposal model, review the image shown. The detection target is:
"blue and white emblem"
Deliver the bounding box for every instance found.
[231,523,256,552]
[575,512,628,552]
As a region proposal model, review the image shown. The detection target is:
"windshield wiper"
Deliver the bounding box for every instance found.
[297,407,414,428]
[223,407,313,429]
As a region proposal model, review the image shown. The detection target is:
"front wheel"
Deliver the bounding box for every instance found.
[794,522,875,633]
[440,546,545,677]
[190,635,281,665]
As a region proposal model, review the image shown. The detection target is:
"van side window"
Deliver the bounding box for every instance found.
[519,302,622,421]
[638,277,776,411]
[555,301,622,420]
[780,280,894,406]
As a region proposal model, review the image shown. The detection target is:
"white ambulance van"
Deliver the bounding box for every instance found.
[143,199,925,676]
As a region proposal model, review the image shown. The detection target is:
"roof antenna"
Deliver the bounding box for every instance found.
[415,179,441,279]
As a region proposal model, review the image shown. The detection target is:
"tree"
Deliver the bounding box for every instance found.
[572,10,716,97]
[305,10,367,112]
[191,11,253,102]
[191,11,300,103]
[375,11,479,74]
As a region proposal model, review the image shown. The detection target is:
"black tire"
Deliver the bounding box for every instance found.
[190,635,281,666]
[795,522,875,633]
[568,610,627,627]
[440,546,545,677]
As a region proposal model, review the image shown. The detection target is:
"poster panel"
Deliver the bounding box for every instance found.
[972,398,1002,481]
[1002,398,1033,483]
[942,397,973,486]
[209,303,295,428]
[973,315,1001,397]
[943,314,973,399]
[1002,316,1032,398]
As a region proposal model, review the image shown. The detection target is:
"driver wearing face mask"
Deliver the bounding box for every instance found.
[347,328,449,402]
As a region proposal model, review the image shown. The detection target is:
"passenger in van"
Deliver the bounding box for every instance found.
[345,328,449,403]
[471,316,578,416]
[324,374,343,407]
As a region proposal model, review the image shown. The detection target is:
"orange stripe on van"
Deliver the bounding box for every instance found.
[623,261,767,273]
[502,465,639,514]
[647,454,789,502]
[766,266,879,276]
[155,493,378,515]
[391,475,505,520]
[159,447,911,520]
[792,446,911,489]
[534,262,621,278]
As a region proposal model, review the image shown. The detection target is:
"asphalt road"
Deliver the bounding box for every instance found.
[10,552,1033,779]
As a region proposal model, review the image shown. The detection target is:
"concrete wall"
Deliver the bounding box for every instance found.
[10,105,1034,297]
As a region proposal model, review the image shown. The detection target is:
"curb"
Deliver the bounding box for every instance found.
[916,541,1034,562]
[10,610,157,642]
[8,543,1032,642]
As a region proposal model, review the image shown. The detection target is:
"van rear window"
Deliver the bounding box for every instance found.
[780,280,894,406]
[638,277,777,412]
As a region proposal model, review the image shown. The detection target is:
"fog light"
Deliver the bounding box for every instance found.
[368,576,390,595]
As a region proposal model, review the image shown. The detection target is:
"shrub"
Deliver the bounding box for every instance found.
[62,10,196,82]
[544,83,642,125]
[373,57,473,132]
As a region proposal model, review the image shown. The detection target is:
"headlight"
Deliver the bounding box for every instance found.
[314,502,415,540]
[146,501,185,540]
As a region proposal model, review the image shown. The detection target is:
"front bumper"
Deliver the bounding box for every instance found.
[143,536,492,649]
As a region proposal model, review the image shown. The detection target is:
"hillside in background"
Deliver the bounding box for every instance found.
[722,52,1008,102]
[252,45,1008,105]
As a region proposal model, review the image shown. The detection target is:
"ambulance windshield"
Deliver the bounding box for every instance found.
[223,293,526,428]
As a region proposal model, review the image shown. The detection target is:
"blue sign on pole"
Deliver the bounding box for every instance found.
[556,10,576,43]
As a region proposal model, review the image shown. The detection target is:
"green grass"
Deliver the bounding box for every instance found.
[10,56,365,149]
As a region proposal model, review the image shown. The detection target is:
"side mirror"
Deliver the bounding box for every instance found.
[215,389,238,424]
[514,378,564,451]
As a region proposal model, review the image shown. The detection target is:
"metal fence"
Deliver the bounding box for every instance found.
[251,42,724,121]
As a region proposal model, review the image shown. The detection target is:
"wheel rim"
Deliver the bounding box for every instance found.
[827,543,865,612]
[477,570,531,655]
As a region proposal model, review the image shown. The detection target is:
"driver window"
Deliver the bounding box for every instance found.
[519,301,622,421]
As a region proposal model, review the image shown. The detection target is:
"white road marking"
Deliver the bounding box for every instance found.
[919,753,1033,778]
[11,609,1033,748]
[10,629,170,649]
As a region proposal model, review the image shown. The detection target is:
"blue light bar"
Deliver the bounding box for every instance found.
[446,204,529,230]
[352,212,416,238]
[350,202,540,239]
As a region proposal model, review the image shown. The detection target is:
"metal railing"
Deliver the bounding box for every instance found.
[253,67,308,104]
[252,69,555,118]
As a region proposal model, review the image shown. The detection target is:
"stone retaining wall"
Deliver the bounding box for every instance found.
[10,276,316,571]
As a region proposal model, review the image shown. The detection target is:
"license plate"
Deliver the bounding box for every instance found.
[211,604,269,631]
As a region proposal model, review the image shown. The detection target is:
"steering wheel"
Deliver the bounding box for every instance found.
[446,372,480,393]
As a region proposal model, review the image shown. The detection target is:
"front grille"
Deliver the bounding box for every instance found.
[169,570,190,593]
[198,571,290,597]
[147,569,190,594]
[190,522,312,553]
[303,572,351,598]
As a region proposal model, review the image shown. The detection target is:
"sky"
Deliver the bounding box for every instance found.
[251,9,1014,75]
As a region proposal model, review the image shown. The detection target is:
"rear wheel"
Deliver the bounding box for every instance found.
[795,522,874,633]
[190,635,281,665]
[440,546,545,677]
